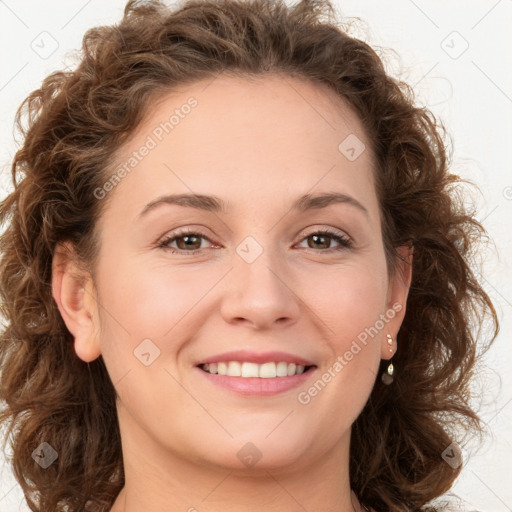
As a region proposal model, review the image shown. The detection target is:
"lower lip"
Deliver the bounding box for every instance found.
[195,366,316,396]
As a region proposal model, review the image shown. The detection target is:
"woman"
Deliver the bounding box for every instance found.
[0,0,498,511]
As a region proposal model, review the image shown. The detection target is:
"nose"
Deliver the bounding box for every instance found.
[219,238,301,330]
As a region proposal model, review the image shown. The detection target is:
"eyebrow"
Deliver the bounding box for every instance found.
[137,191,369,219]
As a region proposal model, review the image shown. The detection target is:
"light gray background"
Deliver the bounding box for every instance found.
[0,1,511,511]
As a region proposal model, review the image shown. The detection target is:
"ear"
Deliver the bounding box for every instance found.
[52,241,101,362]
[381,243,413,360]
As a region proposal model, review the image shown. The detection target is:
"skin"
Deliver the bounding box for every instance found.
[52,74,412,512]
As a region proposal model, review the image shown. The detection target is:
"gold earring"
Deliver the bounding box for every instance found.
[381,334,395,385]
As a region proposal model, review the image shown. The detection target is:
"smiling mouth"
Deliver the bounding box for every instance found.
[198,361,316,378]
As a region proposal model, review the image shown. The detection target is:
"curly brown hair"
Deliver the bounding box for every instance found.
[0,0,499,511]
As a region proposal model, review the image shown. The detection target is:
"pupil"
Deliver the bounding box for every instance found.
[311,234,329,249]
[180,235,199,249]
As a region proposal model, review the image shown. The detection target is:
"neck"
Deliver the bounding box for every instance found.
[112,477,363,512]
[110,405,362,512]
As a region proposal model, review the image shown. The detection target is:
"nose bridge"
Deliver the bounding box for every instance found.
[220,232,300,327]
[234,232,287,294]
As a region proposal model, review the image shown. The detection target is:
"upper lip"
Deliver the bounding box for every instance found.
[196,350,316,367]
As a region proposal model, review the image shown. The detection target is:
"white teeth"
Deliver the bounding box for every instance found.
[241,362,259,378]
[259,362,276,378]
[226,361,241,377]
[200,361,311,378]
[276,361,288,377]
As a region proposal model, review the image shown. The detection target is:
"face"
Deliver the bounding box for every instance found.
[53,74,411,478]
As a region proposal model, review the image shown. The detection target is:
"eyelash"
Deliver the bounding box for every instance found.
[157,227,353,255]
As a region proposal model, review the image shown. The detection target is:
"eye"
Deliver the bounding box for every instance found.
[158,229,215,254]
[296,228,353,252]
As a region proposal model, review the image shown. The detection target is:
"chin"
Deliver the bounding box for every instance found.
[191,433,312,473]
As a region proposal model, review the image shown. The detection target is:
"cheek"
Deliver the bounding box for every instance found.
[299,259,388,341]
[94,254,218,373]
[92,257,204,411]
[290,264,388,448]
[297,260,387,398]
[96,251,201,334]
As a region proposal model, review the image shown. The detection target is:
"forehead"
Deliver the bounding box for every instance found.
[100,73,377,224]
